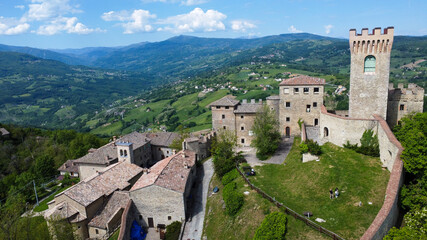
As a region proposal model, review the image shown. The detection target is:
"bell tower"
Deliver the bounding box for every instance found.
[348,27,394,119]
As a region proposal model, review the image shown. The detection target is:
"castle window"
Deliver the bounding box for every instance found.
[286,102,291,108]
[400,104,404,111]
[294,88,299,93]
[241,138,245,144]
[283,88,289,94]
[222,114,225,119]
[223,126,226,130]
[313,102,317,108]
[96,229,99,234]
[225,106,229,109]
[364,55,376,73]
[124,150,128,156]
[241,115,244,119]
[241,126,245,131]
[286,117,290,122]
[306,105,311,112]
[216,106,220,109]
[120,149,123,156]
[314,87,319,93]
[303,87,309,93]
[168,216,172,220]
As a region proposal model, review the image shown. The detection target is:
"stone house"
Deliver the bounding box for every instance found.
[140,132,179,164]
[45,161,143,239]
[182,131,214,160]
[129,150,197,229]
[57,159,79,179]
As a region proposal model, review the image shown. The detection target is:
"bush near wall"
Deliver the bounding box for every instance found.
[299,140,321,155]
[222,169,239,186]
[222,181,244,216]
[253,212,287,240]
[165,221,182,240]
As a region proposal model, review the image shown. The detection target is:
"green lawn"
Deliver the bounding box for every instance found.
[33,185,72,212]
[203,172,328,240]
[250,138,390,239]
[108,227,120,240]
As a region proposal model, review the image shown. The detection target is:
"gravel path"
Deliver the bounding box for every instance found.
[239,137,294,166]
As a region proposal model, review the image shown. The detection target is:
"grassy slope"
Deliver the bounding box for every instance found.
[33,185,72,212]
[203,172,328,240]
[251,138,390,239]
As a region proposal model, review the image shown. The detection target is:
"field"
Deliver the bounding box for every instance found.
[203,172,328,240]
[250,138,390,239]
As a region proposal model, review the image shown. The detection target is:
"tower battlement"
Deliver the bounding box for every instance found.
[349,27,394,54]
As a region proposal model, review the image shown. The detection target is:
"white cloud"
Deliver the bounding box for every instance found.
[25,0,80,22]
[231,20,256,32]
[102,9,156,34]
[36,17,100,35]
[288,25,302,33]
[0,17,30,35]
[159,8,226,33]
[181,0,208,6]
[15,5,25,10]
[324,24,333,34]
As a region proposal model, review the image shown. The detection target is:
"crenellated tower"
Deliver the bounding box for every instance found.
[348,27,394,119]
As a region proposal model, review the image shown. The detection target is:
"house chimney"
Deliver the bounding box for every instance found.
[251,99,255,104]
[242,99,247,104]
[259,99,262,104]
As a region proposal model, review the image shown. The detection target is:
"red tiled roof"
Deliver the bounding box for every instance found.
[279,75,325,86]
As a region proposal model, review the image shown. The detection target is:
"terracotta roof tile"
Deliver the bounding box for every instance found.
[140,132,179,147]
[130,150,196,193]
[234,103,262,114]
[88,191,130,229]
[279,75,325,86]
[209,95,240,107]
[58,160,79,173]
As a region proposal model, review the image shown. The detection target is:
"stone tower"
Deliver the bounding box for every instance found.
[116,141,134,164]
[348,27,394,119]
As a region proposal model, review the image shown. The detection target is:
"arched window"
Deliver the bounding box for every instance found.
[364,55,376,72]
[324,127,329,137]
[120,149,123,156]
[124,150,128,157]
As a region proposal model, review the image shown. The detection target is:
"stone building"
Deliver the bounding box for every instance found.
[182,131,214,160]
[57,159,79,179]
[129,150,197,229]
[348,27,394,119]
[45,161,143,239]
[210,76,325,141]
[140,132,179,163]
[386,83,424,128]
[276,75,325,136]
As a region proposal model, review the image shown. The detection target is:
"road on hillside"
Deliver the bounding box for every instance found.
[182,158,214,240]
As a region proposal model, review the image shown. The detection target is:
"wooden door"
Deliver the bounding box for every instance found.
[148,218,154,228]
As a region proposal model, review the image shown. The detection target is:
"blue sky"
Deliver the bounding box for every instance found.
[0,0,426,49]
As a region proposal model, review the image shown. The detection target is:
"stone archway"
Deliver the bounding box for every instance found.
[324,127,329,137]
[285,127,290,138]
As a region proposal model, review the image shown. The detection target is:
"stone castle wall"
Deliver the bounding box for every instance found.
[387,83,424,128]
[235,112,257,146]
[349,27,394,119]
[211,106,236,131]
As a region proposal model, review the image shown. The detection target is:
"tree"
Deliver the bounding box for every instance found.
[211,130,238,178]
[253,212,287,240]
[48,216,76,240]
[359,129,379,157]
[170,125,189,151]
[384,208,427,240]
[34,155,56,182]
[165,221,182,240]
[251,105,281,160]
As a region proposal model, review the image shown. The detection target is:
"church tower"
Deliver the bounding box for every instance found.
[348,27,394,119]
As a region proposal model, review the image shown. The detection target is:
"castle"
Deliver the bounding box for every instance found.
[211,27,424,148]
[210,27,424,239]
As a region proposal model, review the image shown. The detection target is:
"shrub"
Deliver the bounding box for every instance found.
[165,221,182,240]
[222,182,244,216]
[342,129,379,157]
[299,142,308,154]
[222,169,239,186]
[253,212,287,240]
[306,139,322,155]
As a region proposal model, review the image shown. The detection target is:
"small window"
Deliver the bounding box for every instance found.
[364,55,376,72]
[158,147,161,151]
[306,105,311,112]
[286,117,290,122]
[168,216,172,220]
[241,126,245,131]
[283,88,289,94]
[167,151,169,154]
[400,104,404,111]
[303,87,309,93]
[294,88,299,93]
[124,150,128,156]
[96,229,99,234]
[286,102,291,108]
[314,87,319,93]
[222,114,225,119]
[216,106,220,109]
[223,126,226,130]
[313,102,317,107]
[240,115,244,119]
[225,106,229,109]
[241,138,245,144]
[139,215,142,220]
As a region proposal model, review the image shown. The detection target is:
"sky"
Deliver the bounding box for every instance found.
[0,0,426,49]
